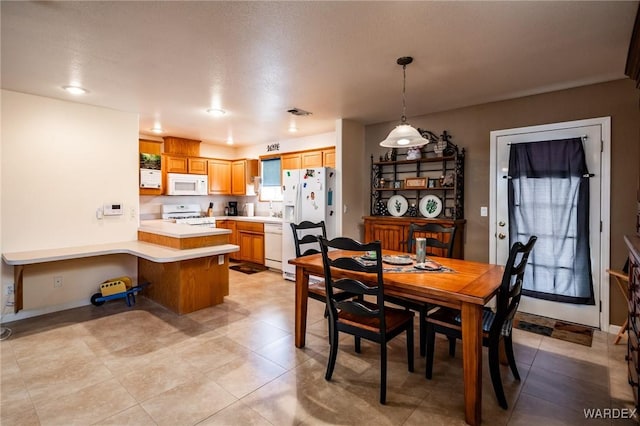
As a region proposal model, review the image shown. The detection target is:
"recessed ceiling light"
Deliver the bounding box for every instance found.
[150,127,164,134]
[207,108,226,117]
[226,137,234,145]
[62,85,88,95]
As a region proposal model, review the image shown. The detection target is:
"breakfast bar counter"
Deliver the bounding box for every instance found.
[3,221,240,315]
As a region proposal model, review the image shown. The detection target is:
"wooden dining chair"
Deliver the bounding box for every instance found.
[407,222,457,257]
[290,221,355,314]
[318,236,414,404]
[425,235,537,410]
[387,222,457,356]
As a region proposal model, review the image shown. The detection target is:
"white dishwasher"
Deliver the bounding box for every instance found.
[264,222,283,270]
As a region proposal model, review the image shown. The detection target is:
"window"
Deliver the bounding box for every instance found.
[260,157,282,201]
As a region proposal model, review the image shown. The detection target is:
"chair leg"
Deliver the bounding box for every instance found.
[407,322,414,372]
[325,322,339,381]
[355,336,361,353]
[504,335,520,381]
[425,322,435,379]
[380,343,387,404]
[448,336,456,357]
[419,306,426,357]
[489,339,508,410]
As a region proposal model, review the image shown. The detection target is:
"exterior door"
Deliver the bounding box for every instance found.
[490,117,610,329]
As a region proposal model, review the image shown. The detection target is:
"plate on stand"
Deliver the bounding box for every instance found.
[387,195,408,217]
[419,195,443,218]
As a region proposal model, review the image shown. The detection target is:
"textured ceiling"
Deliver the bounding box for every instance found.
[1,1,637,146]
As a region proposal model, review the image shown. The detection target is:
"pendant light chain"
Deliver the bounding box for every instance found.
[401,64,407,124]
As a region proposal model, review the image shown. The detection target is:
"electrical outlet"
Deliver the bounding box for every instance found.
[53,276,63,288]
[4,284,14,296]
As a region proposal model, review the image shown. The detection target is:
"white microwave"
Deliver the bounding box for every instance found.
[167,173,208,196]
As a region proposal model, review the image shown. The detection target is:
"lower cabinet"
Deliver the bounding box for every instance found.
[235,221,265,264]
[216,220,237,260]
[363,216,466,259]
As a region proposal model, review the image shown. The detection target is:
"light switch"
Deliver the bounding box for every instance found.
[218,255,224,265]
[480,206,488,217]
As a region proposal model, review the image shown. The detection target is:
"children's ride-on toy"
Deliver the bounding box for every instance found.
[90,276,148,307]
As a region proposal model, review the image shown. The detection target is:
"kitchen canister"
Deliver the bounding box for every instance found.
[415,237,426,264]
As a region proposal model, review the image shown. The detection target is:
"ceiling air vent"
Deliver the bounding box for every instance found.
[287,108,312,116]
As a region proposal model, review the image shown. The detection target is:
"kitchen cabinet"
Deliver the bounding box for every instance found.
[281,153,302,170]
[208,159,232,195]
[280,147,336,170]
[236,221,264,264]
[216,220,238,260]
[323,148,336,168]
[164,155,207,175]
[188,158,208,175]
[139,139,163,196]
[231,159,259,195]
[301,150,323,168]
[364,216,465,259]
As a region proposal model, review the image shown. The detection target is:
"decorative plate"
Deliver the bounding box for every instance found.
[382,255,413,265]
[419,195,443,218]
[387,195,408,217]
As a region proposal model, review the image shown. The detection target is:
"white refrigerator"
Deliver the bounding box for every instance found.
[282,167,336,281]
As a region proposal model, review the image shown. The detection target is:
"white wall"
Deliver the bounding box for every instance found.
[1,90,139,320]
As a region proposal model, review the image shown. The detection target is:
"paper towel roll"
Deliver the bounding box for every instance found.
[246,203,255,217]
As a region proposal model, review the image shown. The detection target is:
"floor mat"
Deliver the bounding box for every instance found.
[229,263,269,274]
[514,312,594,347]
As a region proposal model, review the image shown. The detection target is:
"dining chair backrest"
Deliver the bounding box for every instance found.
[491,235,537,337]
[407,223,457,258]
[318,237,386,330]
[290,221,327,257]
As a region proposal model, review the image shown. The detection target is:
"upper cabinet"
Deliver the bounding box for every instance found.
[208,159,231,195]
[323,148,336,168]
[280,147,336,170]
[281,153,302,170]
[139,139,163,196]
[231,159,259,195]
[164,155,207,175]
[301,150,323,168]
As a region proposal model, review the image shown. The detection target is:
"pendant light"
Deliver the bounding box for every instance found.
[380,57,425,148]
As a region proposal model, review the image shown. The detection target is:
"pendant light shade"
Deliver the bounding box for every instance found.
[380,56,425,148]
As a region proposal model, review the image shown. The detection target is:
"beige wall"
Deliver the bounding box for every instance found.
[336,119,365,239]
[362,79,639,326]
[1,90,140,320]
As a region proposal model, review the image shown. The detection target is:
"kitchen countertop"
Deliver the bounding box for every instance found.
[215,216,283,224]
[139,220,232,238]
[2,241,239,265]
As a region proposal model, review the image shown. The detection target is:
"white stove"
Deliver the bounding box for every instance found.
[161,204,216,227]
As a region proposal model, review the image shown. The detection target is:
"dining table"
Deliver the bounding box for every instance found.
[289,249,505,426]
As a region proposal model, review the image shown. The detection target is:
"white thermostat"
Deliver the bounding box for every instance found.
[103,203,124,216]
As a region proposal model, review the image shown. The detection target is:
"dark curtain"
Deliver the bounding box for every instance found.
[508,138,594,305]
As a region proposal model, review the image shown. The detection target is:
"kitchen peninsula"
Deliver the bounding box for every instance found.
[2,221,239,316]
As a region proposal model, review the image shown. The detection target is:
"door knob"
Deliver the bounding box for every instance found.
[498,233,506,240]
[498,221,506,227]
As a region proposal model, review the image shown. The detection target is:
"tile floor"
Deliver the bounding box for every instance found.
[0,268,636,425]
